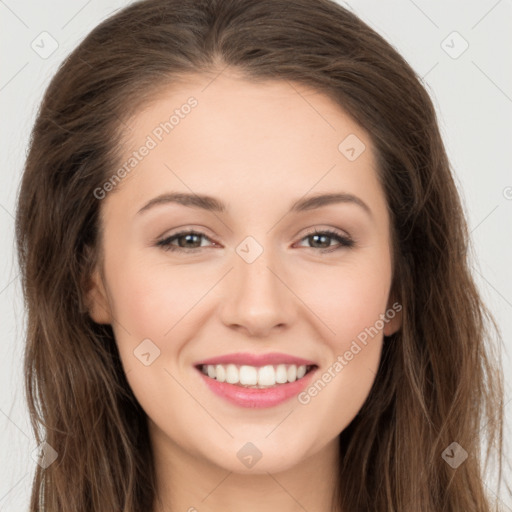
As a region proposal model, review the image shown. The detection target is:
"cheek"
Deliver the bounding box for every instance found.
[104,258,205,412]
[107,253,211,339]
[296,255,391,430]
[294,253,392,345]
[306,340,383,440]
[297,269,387,435]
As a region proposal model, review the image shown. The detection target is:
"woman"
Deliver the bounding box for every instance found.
[15,0,506,510]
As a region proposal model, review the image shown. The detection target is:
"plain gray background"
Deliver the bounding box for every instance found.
[1,0,511,510]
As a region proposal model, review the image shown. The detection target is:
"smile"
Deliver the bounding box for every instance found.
[195,362,318,408]
[198,363,316,388]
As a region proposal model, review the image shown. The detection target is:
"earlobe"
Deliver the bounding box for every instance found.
[383,297,403,337]
[85,268,112,325]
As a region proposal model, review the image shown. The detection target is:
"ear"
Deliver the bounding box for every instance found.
[383,292,402,337]
[85,267,113,325]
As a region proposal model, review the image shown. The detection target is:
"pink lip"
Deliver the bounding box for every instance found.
[197,367,318,408]
[194,352,316,367]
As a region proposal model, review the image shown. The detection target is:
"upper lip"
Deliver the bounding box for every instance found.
[195,352,317,367]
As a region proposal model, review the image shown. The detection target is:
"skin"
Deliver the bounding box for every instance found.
[87,69,401,512]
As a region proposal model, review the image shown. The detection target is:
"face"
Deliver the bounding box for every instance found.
[87,70,401,476]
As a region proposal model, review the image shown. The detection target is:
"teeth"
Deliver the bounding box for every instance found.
[216,364,226,383]
[200,363,311,387]
[258,365,275,386]
[239,365,258,385]
[226,364,238,384]
[275,364,288,384]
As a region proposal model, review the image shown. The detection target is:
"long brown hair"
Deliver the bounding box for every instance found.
[15,0,507,510]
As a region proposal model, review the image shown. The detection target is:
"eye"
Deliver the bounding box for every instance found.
[295,228,355,252]
[155,228,355,253]
[156,230,215,252]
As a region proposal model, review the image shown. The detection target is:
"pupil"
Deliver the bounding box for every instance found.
[311,234,328,248]
[181,234,199,247]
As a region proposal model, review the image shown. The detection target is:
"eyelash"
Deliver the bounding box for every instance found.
[155,228,355,254]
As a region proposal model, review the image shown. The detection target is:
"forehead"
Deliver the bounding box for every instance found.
[126,71,369,153]
[107,71,386,220]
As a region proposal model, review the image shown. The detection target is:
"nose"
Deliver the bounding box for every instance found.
[218,245,297,338]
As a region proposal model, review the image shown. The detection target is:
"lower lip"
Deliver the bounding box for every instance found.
[197,367,318,408]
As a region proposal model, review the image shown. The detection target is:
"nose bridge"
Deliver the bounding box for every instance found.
[235,236,284,307]
[220,235,294,335]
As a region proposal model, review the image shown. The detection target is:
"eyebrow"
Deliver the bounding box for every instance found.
[136,191,372,217]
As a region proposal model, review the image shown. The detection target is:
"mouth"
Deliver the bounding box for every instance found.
[195,363,318,389]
